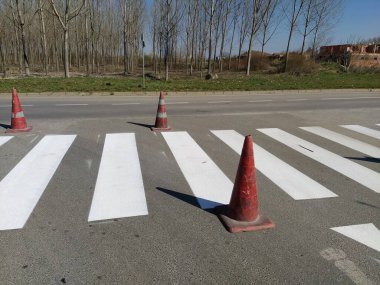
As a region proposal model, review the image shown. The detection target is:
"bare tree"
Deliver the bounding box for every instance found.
[246,0,265,76]
[284,0,305,72]
[207,0,215,74]
[300,0,316,55]
[36,0,48,75]
[15,0,31,75]
[219,0,232,72]
[310,0,342,58]
[227,0,239,70]
[259,0,281,59]
[236,0,250,70]
[50,0,85,78]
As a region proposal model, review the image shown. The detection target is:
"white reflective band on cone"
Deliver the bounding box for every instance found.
[157,112,167,118]
[12,111,24,119]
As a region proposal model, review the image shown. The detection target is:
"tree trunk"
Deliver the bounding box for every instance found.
[301,0,312,56]
[38,0,48,75]
[85,0,90,76]
[246,0,259,76]
[15,0,30,76]
[207,0,215,74]
[63,28,70,78]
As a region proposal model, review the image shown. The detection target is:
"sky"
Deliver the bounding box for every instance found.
[144,0,380,54]
[268,0,380,53]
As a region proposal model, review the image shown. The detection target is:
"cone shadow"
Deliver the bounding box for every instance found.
[355,200,380,209]
[156,187,221,213]
[0,123,11,130]
[344,156,380,163]
[128,122,154,129]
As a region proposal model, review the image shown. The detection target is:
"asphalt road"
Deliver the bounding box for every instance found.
[0,91,379,284]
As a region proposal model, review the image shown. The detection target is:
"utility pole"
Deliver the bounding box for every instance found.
[141,34,145,89]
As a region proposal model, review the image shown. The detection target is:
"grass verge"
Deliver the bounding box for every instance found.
[0,72,379,93]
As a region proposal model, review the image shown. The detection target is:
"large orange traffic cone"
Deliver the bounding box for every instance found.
[151,91,171,131]
[216,135,274,233]
[6,88,32,133]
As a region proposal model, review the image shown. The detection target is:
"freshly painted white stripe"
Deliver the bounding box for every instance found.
[0,135,76,230]
[248,100,273,103]
[207,101,232,104]
[331,223,380,252]
[88,133,148,222]
[55,103,88,106]
[162,131,233,209]
[111,103,141,105]
[0,136,13,147]
[258,128,380,193]
[301,126,380,158]
[211,130,337,200]
[341,125,380,140]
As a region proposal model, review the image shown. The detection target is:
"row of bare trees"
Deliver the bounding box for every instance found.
[0,0,341,79]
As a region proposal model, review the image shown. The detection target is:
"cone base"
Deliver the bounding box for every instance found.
[215,205,274,233]
[5,126,32,133]
[151,127,172,132]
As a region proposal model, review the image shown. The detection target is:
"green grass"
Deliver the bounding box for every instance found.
[0,72,379,93]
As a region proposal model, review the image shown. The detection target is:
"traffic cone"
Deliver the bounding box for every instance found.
[151,91,171,131]
[6,88,32,133]
[215,135,274,233]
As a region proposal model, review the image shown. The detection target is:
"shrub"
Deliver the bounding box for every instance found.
[286,53,320,74]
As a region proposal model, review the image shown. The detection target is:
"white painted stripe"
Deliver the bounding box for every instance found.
[321,97,353,100]
[55,103,88,106]
[287,99,307,101]
[331,223,380,252]
[0,135,76,230]
[111,103,141,105]
[207,101,232,104]
[162,131,233,209]
[248,100,273,103]
[88,133,148,222]
[377,124,380,127]
[166,102,189,105]
[301,127,380,158]
[258,128,380,193]
[322,97,380,101]
[0,104,33,107]
[341,125,380,140]
[0,136,13,147]
[320,248,375,285]
[212,130,337,200]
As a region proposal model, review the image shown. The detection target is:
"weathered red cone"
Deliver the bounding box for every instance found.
[216,135,274,233]
[6,88,32,133]
[151,91,171,131]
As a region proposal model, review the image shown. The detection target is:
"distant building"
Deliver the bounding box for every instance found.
[319,44,380,68]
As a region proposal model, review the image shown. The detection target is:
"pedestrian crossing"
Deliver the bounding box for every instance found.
[0,124,379,252]
[257,128,380,193]
[211,130,337,200]
[0,136,12,147]
[341,125,380,140]
[0,135,76,230]
[162,131,233,209]
[88,133,148,222]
